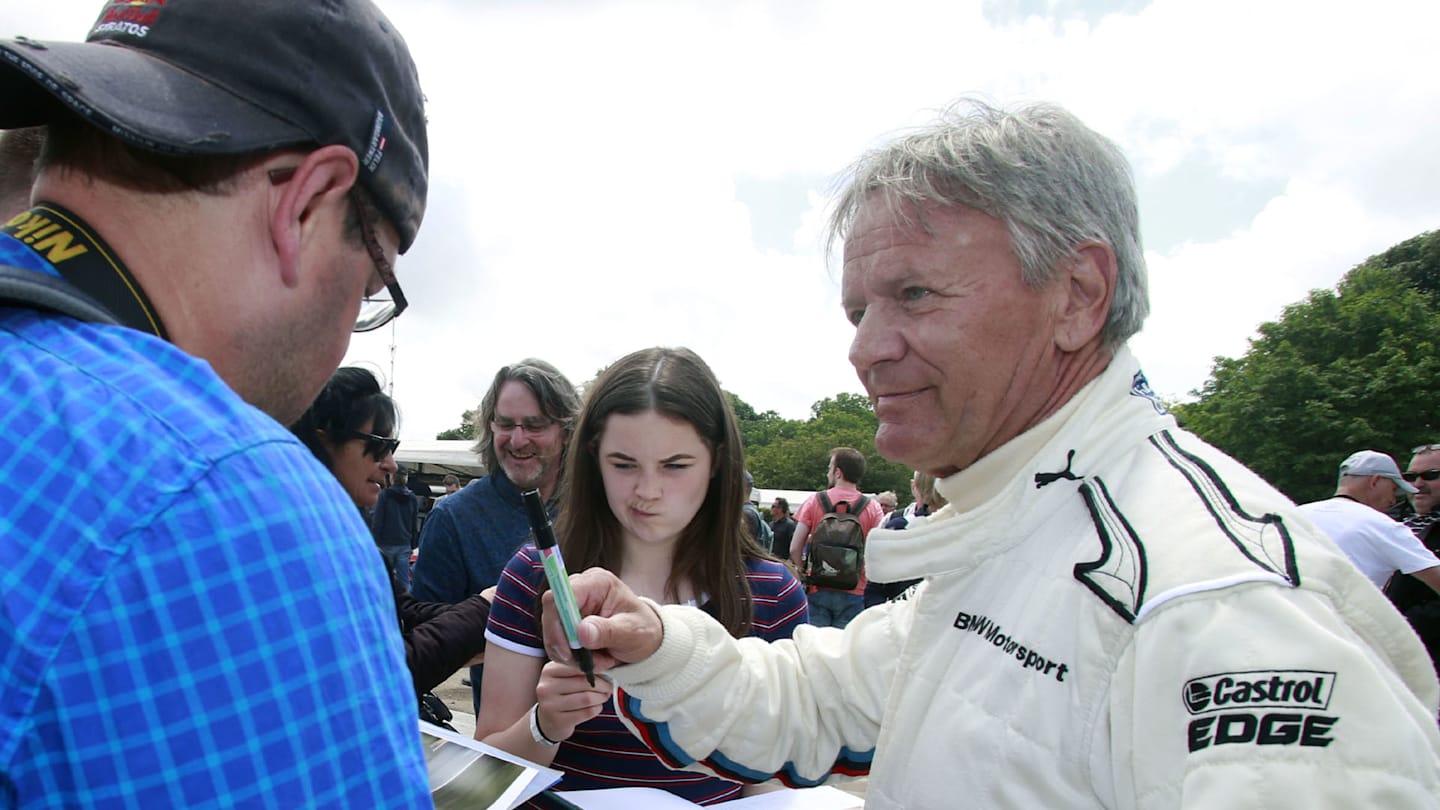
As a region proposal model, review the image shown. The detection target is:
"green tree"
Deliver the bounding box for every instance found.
[435,409,476,441]
[1175,234,1440,502]
[729,392,797,452]
[746,393,912,500]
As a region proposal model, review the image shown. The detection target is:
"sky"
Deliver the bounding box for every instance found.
[7,0,1440,441]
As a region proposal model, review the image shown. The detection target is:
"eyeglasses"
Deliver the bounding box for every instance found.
[347,429,400,461]
[349,190,408,332]
[268,167,407,333]
[1401,469,1440,483]
[490,417,556,436]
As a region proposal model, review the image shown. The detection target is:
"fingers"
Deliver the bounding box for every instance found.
[534,661,612,741]
[577,602,664,664]
[539,568,664,666]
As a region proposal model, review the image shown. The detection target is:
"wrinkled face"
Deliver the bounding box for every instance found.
[1408,449,1440,515]
[598,410,714,550]
[492,380,566,493]
[843,200,1067,477]
[323,418,398,509]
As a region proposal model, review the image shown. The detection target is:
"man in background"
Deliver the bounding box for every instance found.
[770,497,797,560]
[0,0,433,803]
[790,446,885,628]
[1298,450,1440,592]
[412,358,580,711]
[1389,442,1440,672]
[875,490,899,524]
[374,466,420,591]
[438,473,463,500]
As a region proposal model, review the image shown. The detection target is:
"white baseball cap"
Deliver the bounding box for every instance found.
[1340,450,1418,494]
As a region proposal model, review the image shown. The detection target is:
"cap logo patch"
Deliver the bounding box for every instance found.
[362,110,388,173]
[91,1,167,39]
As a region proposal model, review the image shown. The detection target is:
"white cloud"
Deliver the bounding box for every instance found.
[7,0,1439,440]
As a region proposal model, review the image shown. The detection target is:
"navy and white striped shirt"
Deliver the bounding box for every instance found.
[486,545,808,804]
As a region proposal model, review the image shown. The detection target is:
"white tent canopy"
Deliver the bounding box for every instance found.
[395,439,484,478]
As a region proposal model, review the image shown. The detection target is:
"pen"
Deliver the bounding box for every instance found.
[521,489,596,686]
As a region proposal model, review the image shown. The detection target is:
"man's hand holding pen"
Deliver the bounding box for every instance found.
[539,568,665,672]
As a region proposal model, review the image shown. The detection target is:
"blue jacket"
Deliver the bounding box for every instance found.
[411,468,539,602]
[373,482,419,548]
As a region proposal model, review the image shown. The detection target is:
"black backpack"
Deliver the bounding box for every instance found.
[804,492,870,590]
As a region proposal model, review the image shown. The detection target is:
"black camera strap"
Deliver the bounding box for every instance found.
[1,203,166,337]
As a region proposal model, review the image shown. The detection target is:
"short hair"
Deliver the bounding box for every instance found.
[39,115,267,195]
[0,126,44,218]
[474,358,580,475]
[830,447,866,485]
[442,474,460,486]
[877,490,899,510]
[290,367,397,473]
[826,98,1148,351]
[39,115,383,250]
[772,497,790,513]
[556,347,767,637]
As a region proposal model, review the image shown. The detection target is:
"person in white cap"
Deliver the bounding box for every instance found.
[1298,450,1440,592]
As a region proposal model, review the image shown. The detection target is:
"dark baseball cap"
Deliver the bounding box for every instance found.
[0,0,428,252]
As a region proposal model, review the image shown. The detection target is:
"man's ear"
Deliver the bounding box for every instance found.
[1054,240,1117,352]
[269,144,361,288]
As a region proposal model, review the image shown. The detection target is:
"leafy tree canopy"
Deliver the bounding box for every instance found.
[1174,229,1440,503]
[435,409,476,441]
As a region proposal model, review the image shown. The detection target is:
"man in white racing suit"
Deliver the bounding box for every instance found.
[539,100,1440,808]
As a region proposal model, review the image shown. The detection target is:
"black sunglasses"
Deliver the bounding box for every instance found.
[1401,469,1440,483]
[347,429,400,461]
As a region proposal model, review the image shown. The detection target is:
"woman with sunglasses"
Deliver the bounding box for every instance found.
[291,367,491,715]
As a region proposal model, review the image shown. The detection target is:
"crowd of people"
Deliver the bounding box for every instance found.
[3,0,1438,807]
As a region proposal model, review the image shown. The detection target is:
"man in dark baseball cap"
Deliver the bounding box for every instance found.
[0,1,439,805]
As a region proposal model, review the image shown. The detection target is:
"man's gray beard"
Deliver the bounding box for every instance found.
[502,457,550,491]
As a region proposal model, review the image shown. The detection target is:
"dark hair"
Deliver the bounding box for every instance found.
[474,358,580,475]
[0,126,45,217]
[830,446,866,485]
[772,497,789,513]
[554,347,770,637]
[289,366,397,472]
[38,115,381,249]
[39,115,268,195]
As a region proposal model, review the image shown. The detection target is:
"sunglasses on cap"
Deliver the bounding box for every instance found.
[346,429,400,461]
[1401,469,1440,483]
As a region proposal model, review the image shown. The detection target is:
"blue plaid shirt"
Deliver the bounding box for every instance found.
[0,235,431,807]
